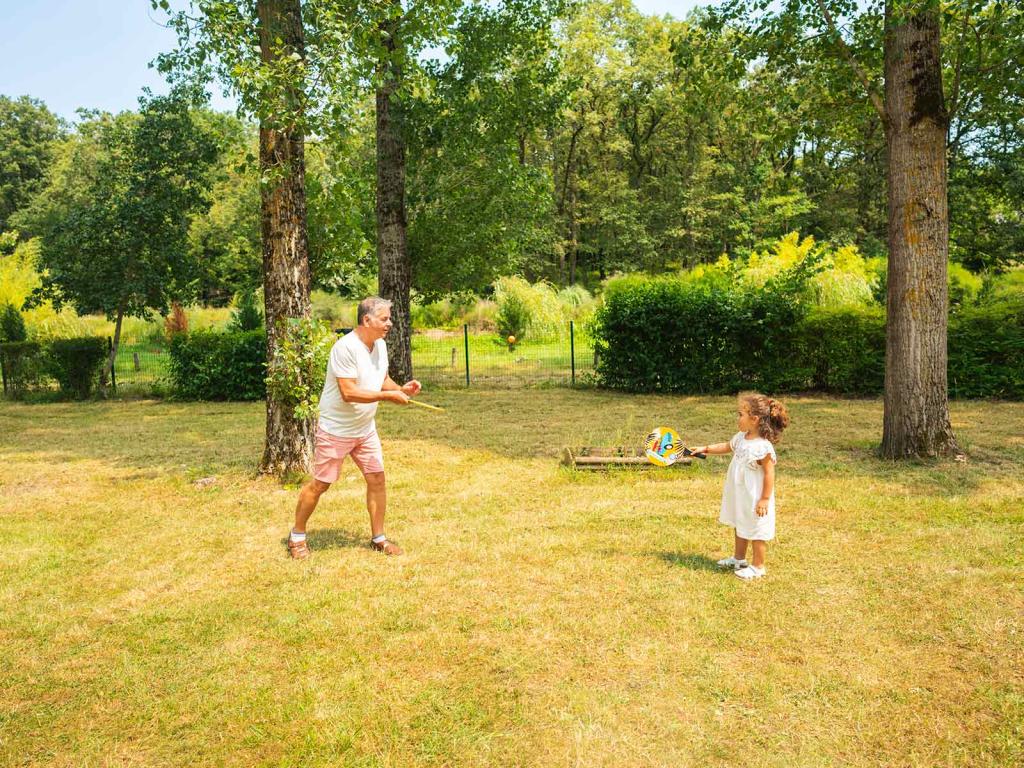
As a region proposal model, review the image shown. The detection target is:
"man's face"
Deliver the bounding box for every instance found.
[364,307,393,340]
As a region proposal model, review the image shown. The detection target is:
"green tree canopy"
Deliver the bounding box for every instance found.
[0,96,65,232]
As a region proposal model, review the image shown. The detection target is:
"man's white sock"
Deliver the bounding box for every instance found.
[290,530,306,543]
[372,533,387,544]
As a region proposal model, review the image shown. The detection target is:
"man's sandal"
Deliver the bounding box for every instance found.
[370,538,403,556]
[288,538,311,560]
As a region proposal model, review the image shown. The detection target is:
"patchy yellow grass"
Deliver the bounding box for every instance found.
[1,392,1022,767]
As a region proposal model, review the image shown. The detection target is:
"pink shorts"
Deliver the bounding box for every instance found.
[312,427,384,483]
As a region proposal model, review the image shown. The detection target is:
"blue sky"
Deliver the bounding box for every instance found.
[0,0,705,121]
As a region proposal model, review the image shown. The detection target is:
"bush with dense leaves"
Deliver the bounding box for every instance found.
[168,330,266,400]
[0,340,43,399]
[265,318,335,420]
[948,297,1024,398]
[798,307,886,394]
[592,265,817,393]
[594,277,1024,397]
[47,337,106,399]
[229,290,264,332]
[1,302,28,342]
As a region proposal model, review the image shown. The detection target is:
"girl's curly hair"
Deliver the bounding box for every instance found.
[740,392,790,444]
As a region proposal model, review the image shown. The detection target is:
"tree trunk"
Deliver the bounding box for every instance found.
[257,0,314,476]
[567,181,578,286]
[880,1,959,458]
[375,9,413,384]
[101,307,124,393]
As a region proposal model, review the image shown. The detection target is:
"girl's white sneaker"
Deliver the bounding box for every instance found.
[716,556,749,570]
[734,565,766,580]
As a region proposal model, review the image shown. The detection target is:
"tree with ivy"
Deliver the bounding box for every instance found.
[156,0,350,474]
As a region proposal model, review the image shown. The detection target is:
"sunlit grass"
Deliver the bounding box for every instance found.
[1,392,1021,766]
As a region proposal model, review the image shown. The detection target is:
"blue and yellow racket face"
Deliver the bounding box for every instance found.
[644,426,683,467]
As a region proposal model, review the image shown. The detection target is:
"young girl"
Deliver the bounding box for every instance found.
[691,393,790,580]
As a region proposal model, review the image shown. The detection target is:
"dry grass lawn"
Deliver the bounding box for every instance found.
[1,391,1022,767]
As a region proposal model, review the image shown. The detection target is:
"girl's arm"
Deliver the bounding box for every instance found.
[691,440,732,456]
[755,457,776,516]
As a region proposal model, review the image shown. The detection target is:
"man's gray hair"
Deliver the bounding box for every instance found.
[357,296,392,325]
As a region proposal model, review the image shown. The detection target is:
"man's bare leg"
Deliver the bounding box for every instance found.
[365,471,401,554]
[294,479,332,534]
[365,471,386,537]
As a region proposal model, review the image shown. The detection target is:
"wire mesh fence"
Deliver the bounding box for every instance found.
[109,336,172,393]
[102,322,597,394]
[410,323,597,387]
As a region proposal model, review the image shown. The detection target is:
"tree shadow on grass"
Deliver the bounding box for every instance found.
[279,528,366,553]
[657,552,721,572]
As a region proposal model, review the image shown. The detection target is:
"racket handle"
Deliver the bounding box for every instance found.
[683,447,707,460]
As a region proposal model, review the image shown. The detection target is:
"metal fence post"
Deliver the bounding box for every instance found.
[570,321,576,387]
[463,324,470,387]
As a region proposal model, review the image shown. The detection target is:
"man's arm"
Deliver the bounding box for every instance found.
[336,377,408,404]
[383,375,422,396]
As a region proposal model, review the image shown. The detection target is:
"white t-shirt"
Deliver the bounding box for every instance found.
[317,331,389,438]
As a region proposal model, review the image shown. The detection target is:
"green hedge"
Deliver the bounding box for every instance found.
[949,299,1024,398]
[593,276,811,393]
[48,337,107,400]
[0,341,43,400]
[799,307,886,395]
[593,277,1024,398]
[168,330,266,400]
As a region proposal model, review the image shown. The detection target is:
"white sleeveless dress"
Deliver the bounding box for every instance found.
[719,431,777,541]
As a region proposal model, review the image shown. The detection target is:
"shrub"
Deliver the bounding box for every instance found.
[493,277,565,341]
[265,318,336,420]
[0,302,28,342]
[495,287,531,341]
[311,290,355,329]
[463,299,497,332]
[411,297,460,330]
[0,340,43,399]
[47,337,107,399]
[594,273,1024,398]
[168,330,266,400]
[948,263,983,310]
[592,270,815,393]
[948,296,1024,398]
[164,303,189,340]
[981,267,1024,305]
[799,307,886,394]
[229,290,264,332]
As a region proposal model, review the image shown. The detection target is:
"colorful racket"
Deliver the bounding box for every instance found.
[643,426,705,466]
[644,426,684,466]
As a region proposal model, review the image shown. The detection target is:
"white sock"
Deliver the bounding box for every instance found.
[372,533,387,544]
[290,530,306,543]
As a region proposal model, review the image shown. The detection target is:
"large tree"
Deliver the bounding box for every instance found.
[374,0,414,382]
[157,0,349,475]
[725,0,1024,457]
[14,94,219,382]
[877,0,958,457]
[256,0,317,474]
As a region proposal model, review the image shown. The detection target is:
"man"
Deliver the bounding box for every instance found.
[287,296,421,558]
